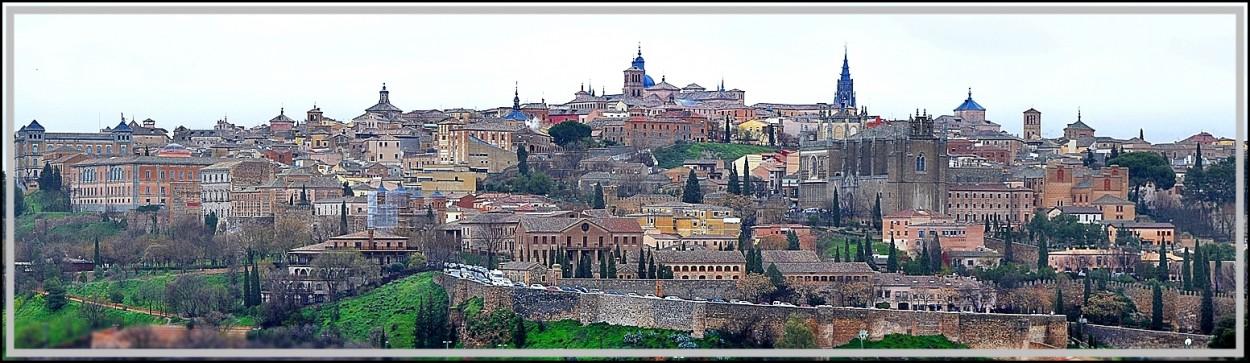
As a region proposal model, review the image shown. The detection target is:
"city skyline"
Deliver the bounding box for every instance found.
[12,12,1240,144]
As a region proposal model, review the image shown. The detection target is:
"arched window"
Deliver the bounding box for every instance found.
[916,153,926,172]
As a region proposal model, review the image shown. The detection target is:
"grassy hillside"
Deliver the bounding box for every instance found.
[654,142,776,169]
[302,271,446,348]
[12,293,168,348]
[16,191,124,243]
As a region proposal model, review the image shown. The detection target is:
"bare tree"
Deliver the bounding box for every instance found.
[473,216,514,265]
[310,250,379,304]
[78,293,113,330]
[165,274,211,318]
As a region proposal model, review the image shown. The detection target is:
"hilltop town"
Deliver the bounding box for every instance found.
[5,46,1243,352]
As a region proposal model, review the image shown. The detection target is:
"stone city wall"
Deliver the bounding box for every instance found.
[437,274,1067,349]
[1023,279,1236,333]
[984,237,1039,266]
[555,278,742,300]
[1083,323,1212,349]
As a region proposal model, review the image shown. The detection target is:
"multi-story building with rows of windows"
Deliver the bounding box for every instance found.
[15,119,135,189]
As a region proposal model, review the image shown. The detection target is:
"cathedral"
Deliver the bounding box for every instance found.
[562,44,746,111]
[797,50,949,218]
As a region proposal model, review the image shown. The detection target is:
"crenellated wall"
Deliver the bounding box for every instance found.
[437,274,1067,349]
[555,278,742,300]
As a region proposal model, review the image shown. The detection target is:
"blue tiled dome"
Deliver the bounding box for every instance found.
[642,74,656,88]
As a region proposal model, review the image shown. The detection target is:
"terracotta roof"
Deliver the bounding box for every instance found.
[773,262,873,274]
[330,229,406,241]
[760,250,821,264]
[1091,194,1133,205]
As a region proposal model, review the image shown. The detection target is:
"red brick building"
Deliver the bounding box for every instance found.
[68,154,219,213]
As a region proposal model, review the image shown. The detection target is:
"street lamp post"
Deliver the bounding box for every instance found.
[1184,338,1192,349]
[443,340,451,349]
[858,330,867,350]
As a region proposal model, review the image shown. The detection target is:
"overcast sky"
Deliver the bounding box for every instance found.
[11,11,1241,144]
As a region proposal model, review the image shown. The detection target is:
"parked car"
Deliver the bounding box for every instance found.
[513,282,526,287]
[692,297,707,301]
[546,286,563,292]
[574,287,589,293]
[644,294,659,299]
[586,289,604,294]
[529,284,545,289]
[664,296,682,301]
[817,304,832,308]
[735,300,752,305]
[709,298,726,303]
[627,292,641,297]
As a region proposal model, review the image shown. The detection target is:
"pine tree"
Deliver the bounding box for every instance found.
[727,163,740,195]
[342,181,353,197]
[886,236,899,273]
[1150,283,1164,330]
[681,168,702,203]
[765,263,784,286]
[786,230,800,250]
[830,190,842,227]
[1182,247,1192,291]
[592,183,606,209]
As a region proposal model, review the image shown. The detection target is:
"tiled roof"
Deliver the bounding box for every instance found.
[499,261,542,271]
[773,262,874,274]
[1091,194,1133,205]
[1066,120,1094,130]
[760,250,821,264]
[73,155,221,167]
[1104,221,1175,229]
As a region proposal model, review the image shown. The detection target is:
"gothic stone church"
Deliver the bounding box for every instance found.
[798,111,948,218]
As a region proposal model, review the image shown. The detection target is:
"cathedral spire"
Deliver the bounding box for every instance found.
[513,82,521,111]
[835,44,856,110]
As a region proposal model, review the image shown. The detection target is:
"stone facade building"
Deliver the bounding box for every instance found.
[16,119,135,188]
[512,216,644,273]
[799,112,948,219]
[67,150,218,213]
[651,250,747,281]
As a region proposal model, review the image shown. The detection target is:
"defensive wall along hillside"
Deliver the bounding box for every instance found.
[436,274,1067,349]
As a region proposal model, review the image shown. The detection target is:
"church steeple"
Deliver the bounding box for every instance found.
[513,82,521,111]
[378,83,390,105]
[834,44,856,110]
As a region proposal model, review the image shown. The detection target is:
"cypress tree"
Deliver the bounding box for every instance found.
[681,168,702,203]
[1055,286,1065,317]
[886,235,899,273]
[727,163,740,195]
[617,244,625,264]
[413,298,426,348]
[843,238,851,263]
[607,252,617,279]
[517,147,530,177]
[984,218,990,233]
[741,161,753,196]
[340,200,349,235]
[786,230,800,250]
[724,117,731,143]
[855,238,865,262]
[1150,283,1164,330]
[1199,285,1214,334]
[919,241,931,275]
[342,181,353,197]
[931,234,944,272]
[1212,258,1222,293]
[513,316,527,348]
[242,264,252,307]
[252,259,262,306]
[94,237,102,268]
[872,194,883,231]
[637,247,646,278]
[598,254,607,278]
[830,191,841,227]
[592,183,606,209]
[1182,247,1192,291]
[1003,230,1014,265]
[767,124,776,147]
[833,247,842,263]
[1083,275,1091,305]
[647,251,657,279]
[300,184,309,205]
[1156,242,1168,283]
[1037,235,1049,271]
